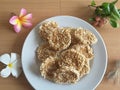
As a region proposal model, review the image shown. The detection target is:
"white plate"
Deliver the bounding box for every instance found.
[22,16,108,90]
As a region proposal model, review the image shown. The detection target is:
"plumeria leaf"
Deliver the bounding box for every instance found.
[101,2,110,15]
[89,18,95,22]
[89,0,120,28]
[118,9,120,14]
[109,19,119,28]
[111,0,118,4]
[110,12,119,21]
[110,3,120,19]
[91,0,96,6]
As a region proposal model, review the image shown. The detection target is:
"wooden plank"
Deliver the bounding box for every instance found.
[0,0,120,90]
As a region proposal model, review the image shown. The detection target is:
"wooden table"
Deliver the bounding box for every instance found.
[0,0,120,90]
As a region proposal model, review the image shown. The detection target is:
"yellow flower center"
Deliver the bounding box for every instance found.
[8,63,13,68]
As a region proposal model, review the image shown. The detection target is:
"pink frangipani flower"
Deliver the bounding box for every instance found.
[9,8,32,33]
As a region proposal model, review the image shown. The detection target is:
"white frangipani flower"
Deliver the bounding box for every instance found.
[0,53,22,78]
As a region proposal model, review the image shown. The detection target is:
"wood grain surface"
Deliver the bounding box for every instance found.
[0,0,120,90]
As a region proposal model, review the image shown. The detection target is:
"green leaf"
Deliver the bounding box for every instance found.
[101,2,110,15]
[118,9,120,14]
[95,7,109,17]
[111,0,118,4]
[110,3,120,19]
[110,12,120,21]
[89,18,95,22]
[109,19,119,28]
[91,0,96,6]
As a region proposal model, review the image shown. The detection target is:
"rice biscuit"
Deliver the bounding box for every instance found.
[40,56,59,80]
[79,60,90,77]
[71,44,94,60]
[60,49,86,71]
[70,28,80,45]
[74,28,98,45]
[48,28,71,51]
[53,66,80,84]
[36,44,56,62]
[39,21,58,40]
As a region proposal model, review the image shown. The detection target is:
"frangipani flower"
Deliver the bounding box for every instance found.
[9,8,32,33]
[0,53,22,78]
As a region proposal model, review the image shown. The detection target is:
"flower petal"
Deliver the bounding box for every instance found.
[23,13,32,20]
[22,21,32,28]
[19,8,27,17]
[11,67,22,78]
[10,53,20,63]
[0,54,10,65]
[12,57,22,69]
[0,66,11,78]
[13,21,22,33]
[11,59,22,78]
[9,16,19,25]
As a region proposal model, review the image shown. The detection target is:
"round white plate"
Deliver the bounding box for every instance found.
[22,16,108,90]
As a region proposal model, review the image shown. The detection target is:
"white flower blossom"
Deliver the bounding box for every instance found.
[0,53,22,78]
